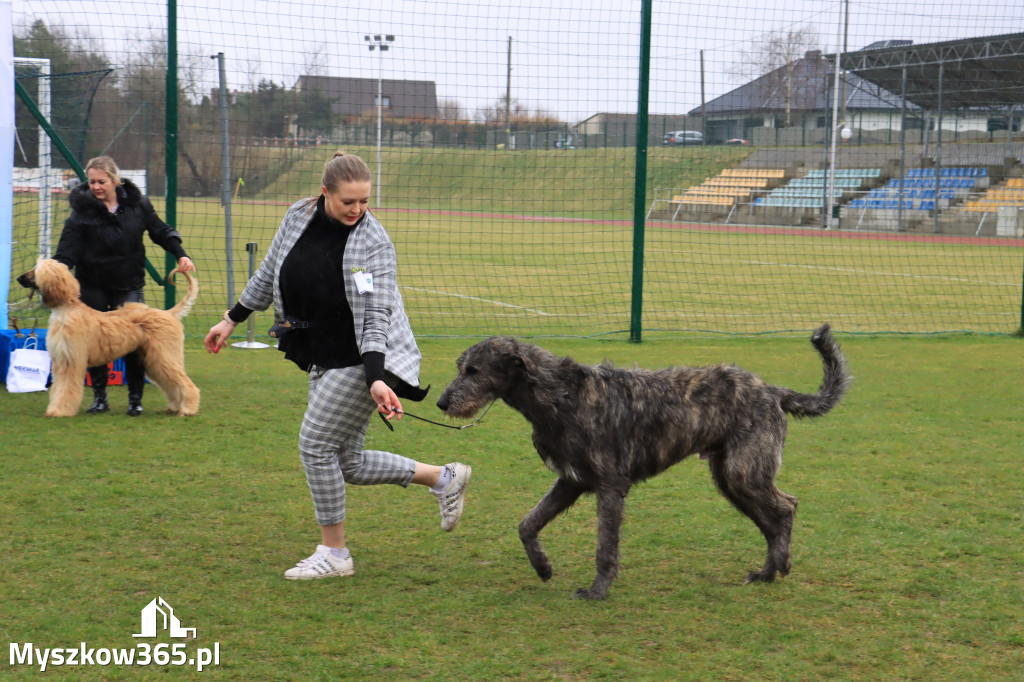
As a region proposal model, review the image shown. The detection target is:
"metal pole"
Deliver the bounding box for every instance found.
[1006,104,1017,162]
[700,50,706,143]
[1020,244,1024,335]
[232,242,269,349]
[826,26,843,231]
[897,62,907,232]
[376,51,382,206]
[164,0,179,308]
[629,0,652,343]
[841,0,849,126]
[213,52,234,304]
[365,34,394,206]
[507,36,512,150]
[934,62,944,234]
[821,62,830,230]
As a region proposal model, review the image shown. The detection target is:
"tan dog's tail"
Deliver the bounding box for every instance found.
[166,268,199,320]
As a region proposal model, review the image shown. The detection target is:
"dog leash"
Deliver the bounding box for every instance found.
[377,400,496,432]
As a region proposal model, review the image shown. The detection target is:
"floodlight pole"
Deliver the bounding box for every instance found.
[365,34,395,207]
[825,14,845,231]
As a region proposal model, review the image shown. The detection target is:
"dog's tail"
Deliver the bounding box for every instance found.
[774,323,851,418]
[166,268,199,320]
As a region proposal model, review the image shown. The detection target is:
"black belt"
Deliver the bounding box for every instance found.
[268,317,310,338]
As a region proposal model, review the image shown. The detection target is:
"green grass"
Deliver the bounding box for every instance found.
[2,333,1023,679]
[11,196,1024,339]
[8,146,1023,339]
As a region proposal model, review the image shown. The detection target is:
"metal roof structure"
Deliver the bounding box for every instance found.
[840,32,1024,110]
[689,51,913,117]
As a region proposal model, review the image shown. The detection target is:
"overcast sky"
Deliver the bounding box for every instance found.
[13,0,1024,121]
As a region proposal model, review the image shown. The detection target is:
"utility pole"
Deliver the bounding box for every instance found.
[506,36,512,150]
[700,49,706,144]
[841,0,850,126]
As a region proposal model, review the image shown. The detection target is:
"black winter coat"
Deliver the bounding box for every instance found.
[54,179,188,292]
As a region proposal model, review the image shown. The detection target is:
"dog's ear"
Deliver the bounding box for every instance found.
[509,338,538,374]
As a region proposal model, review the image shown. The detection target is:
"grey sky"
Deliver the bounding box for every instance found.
[13,0,1024,121]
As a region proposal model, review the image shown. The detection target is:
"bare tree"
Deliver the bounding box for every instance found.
[473,97,559,125]
[733,25,821,127]
[437,99,467,123]
[302,45,329,79]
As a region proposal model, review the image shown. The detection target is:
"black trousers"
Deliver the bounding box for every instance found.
[78,284,145,395]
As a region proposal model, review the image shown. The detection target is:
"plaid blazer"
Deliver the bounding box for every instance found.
[238,198,423,387]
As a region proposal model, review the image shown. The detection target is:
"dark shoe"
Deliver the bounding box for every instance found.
[127,392,144,417]
[86,394,110,414]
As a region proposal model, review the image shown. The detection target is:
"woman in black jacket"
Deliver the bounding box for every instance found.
[53,155,195,416]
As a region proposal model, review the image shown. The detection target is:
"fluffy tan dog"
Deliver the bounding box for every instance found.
[18,258,200,417]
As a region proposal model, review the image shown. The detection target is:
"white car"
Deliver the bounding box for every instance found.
[663,130,703,146]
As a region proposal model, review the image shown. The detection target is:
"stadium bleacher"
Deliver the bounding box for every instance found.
[849,167,988,211]
[752,168,880,209]
[668,168,787,209]
[961,177,1024,213]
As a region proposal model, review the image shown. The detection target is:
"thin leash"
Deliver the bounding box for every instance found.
[377,400,496,432]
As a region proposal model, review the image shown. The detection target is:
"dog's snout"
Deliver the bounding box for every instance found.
[436,394,449,412]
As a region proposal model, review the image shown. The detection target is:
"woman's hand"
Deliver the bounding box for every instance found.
[177,256,196,273]
[370,380,403,421]
[204,317,236,354]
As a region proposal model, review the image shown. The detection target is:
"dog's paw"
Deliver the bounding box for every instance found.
[572,587,607,600]
[533,562,553,582]
[744,569,777,584]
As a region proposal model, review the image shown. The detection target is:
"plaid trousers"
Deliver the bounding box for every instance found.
[298,364,417,526]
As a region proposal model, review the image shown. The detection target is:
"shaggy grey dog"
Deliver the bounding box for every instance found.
[436,324,850,599]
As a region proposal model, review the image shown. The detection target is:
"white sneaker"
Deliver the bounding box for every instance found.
[284,545,354,580]
[434,463,472,532]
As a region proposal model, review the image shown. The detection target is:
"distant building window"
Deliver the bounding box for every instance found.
[374,95,391,109]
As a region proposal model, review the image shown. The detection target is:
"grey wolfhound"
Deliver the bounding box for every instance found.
[436,324,850,600]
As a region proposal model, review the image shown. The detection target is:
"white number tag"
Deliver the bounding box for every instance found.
[353,271,373,294]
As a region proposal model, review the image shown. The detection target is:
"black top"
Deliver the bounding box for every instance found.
[54,179,187,292]
[276,196,361,372]
[227,196,405,393]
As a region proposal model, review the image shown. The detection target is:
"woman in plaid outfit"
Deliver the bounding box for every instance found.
[204,152,471,580]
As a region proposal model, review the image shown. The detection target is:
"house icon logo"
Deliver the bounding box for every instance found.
[132,597,197,638]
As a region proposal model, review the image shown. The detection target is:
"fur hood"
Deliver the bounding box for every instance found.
[68,178,144,216]
[55,176,186,291]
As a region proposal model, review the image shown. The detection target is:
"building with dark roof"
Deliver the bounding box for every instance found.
[689,46,996,144]
[295,75,438,122]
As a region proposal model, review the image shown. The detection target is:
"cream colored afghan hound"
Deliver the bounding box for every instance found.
[18,258,200,417]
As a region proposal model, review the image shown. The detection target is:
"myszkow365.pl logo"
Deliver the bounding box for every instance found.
[9,597,221,673]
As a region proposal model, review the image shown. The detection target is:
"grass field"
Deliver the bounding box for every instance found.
[10,145,1023,340]
[9,196,1024,340]
[5,147,1023,675]
[2,333,1023,679]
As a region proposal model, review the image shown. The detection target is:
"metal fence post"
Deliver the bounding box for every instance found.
[232,242,269,349]
[629,0,653,343]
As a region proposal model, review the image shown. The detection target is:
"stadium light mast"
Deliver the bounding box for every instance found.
[824,6,850,231]
[365,34,395,206]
